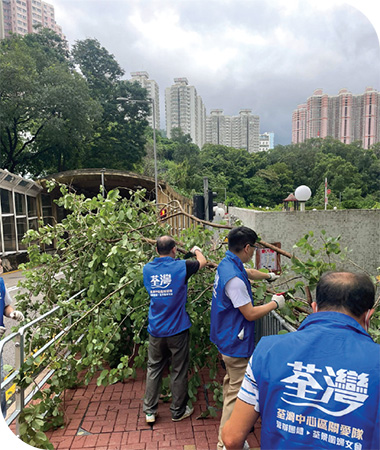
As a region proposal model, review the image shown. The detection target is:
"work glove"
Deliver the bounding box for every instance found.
[10,310,24,322]
[0,326,6,337]
[267,272,280,282]
[190,246,202,254]
[271,294,285,310]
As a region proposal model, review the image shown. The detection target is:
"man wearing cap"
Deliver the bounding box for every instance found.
[143,235,206,423]
[210,226,285,450]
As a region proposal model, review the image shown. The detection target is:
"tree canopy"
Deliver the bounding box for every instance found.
[0,30,99,175]
[0,32,150,176]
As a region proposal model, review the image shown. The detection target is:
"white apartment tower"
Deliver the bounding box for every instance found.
[130,71,160,130]
[206,109,231,146]
[259,132,275,151]
[165,78,206,148]
[206,109,260,152]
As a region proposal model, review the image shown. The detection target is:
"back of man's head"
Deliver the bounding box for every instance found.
[228,226,258,253]
[156,235,176,255]
[316,271,375,318]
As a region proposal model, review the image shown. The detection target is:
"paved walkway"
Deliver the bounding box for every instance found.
[36,368,262,450]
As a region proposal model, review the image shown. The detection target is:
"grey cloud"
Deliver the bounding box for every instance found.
[54,0,380,144]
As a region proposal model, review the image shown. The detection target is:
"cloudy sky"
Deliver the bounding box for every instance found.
[52,0,379,145]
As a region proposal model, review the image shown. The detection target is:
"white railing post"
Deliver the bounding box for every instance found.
[14,331,24,436]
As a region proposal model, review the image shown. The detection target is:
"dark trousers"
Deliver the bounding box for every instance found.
[143,329,190,420]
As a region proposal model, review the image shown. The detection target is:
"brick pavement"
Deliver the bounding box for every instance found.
[36,367,261,450]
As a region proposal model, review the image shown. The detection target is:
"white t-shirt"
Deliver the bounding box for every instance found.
[4,288,12,307]
[225,276,251,308]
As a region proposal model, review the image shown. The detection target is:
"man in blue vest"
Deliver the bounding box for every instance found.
[222,271,379,450]
[0,259,24,418]
[210,226,285,450]
[143,235,206,423]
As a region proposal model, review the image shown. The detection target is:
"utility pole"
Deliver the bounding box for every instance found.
[203,177,209,221]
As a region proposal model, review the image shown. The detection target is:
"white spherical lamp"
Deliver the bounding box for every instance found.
[295,185,312,202]
[294,185,312,211]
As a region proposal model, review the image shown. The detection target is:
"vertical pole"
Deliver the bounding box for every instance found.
[203,177,209,221]
[15,332,24,436]
[324,177,328,210]
[101,168,105,198]
[151,99,158,206]
[12,190,19,253]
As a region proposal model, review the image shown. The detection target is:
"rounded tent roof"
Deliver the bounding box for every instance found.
[39,168,161,199]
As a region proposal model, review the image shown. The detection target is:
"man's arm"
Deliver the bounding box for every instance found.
[222,399,260,450]
[239,294,285,321]
[239,301,276,321]
[190,246,207,269]
[4,305,24,321]
[4,305,14,317]
[246,268,279,282]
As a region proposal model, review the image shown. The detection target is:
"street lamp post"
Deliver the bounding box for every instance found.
[116,97,158,204]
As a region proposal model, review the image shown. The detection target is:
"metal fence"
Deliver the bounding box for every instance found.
[255,310,297,345]
[1,291,297,436]
[0,289,86,435]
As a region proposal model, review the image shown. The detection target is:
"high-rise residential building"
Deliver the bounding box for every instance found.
[206,109,260,153]
[292,87,380,149]
[0,0,63,39]
[206,109,231,146]
[259,132,275,151]
[129,71,160,131]
[165,77,206,148]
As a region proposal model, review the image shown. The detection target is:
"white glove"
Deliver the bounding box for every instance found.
[271,294,285,310]
[10,310,24,322]
[0,326,6,337]
[190,246,202,254]
[267,272,280,282]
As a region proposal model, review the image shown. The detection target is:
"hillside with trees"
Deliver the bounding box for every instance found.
[145,132,380,210]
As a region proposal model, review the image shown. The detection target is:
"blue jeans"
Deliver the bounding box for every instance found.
[1,357,6,418]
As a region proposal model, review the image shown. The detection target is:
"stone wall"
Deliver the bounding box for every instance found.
[229,208,380,277]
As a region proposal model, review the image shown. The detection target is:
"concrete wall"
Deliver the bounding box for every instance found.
[229,208,380,277]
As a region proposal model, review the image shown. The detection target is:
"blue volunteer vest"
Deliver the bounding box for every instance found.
[143,257,190,338]
[251,312,380,450]
[210,250,255,358]
[0,278,5,327]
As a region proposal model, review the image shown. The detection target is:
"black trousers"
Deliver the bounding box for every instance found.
[143,329,190,420]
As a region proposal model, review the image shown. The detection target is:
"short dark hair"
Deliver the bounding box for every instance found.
[228,226,258,253]
[156,235,176,255]
[316,271,375,317]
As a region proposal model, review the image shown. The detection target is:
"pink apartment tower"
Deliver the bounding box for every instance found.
[292,87,380,149]
[1,0,64,39]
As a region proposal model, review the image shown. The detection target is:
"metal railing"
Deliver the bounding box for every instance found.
[255,310,297,344]
[1,290,297,435]
[0,289,86,435]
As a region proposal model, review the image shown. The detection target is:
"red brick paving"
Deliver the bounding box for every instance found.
[7,367,262,449]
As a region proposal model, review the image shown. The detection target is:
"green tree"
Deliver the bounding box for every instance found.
[0,31,99,175]
[72,38,150,170]
[157,128,203,192]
